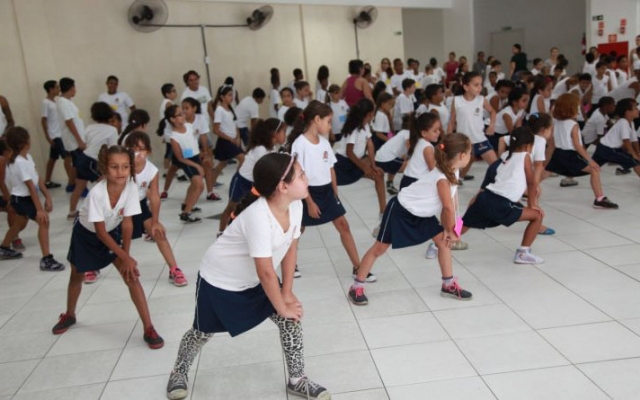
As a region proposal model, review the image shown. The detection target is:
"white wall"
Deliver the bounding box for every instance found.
[402,8,445,66]
[586,0,639,48]
[443,0,475,61]
[206,0,452,7]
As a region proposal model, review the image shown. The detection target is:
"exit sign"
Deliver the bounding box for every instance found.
[592,15,604,21]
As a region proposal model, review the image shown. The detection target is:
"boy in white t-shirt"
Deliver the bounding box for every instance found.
[236,89,266,146]
[41,80,67,189]
[390,58,410,96]
[181,70,214,123]
[56,77,85,194]
[97,75,136,125]
[393,79,416,131]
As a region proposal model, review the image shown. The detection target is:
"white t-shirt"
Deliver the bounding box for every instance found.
[57,96,85,151]
[494,106,524,134]
[78,179,141,233]
[404,138,433,179]
[335,127,371,158]
[269,88,281,119]
[583,61,597,77]
[236,97,259,129]
[551,77,570,100]
[530,94,550,114]
[0,106,6,136]
[416,104,428,116]
[316,88,327,103]
[609,77,638,102]
[391,72,410,91]
[330,100,349,135]
[378,71,394,94]
[592,75,610,104]
[503,135,546,162]
[135,159,159,201]
[239,145,272,181]
[553,118,581,150]
[427,103,449,133]
[375,129,409,162]
[159,99,174,143]
[293,98,309,109]
[453,95,486,143]
[277,105,290,122]
[291,134,336,186]
[190,114,210,139]
[616,69,629,87]
[398,168,458,218]
[97,92,134,125]
[7,154,38,197]
[487,152,529,203]
[170,123,200,158]
[393,93,414,131]
[371,110,390,134]
[409,71,425,88]
[606,69,619,90]
[83,123,118,160]
[420,74,440,90]
[214,106,237,139]
[181,86,212,110]
[199,197,302,291]
[41,98,62,139]
[582,109,609,144]
[433,67,445,83]
[600,118,637,149]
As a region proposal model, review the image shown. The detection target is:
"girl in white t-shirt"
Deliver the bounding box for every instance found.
[269,68,281,119]
[218,118,287,234]
[277,87,295,122]
[158,83,178,175]
[491,88,528,150]
[528,76,553,114]
[0,140,24,253]
[124,132,187,287]
[52,144,164,350]
[592,98,640,176]
[166,152,330,400]
[0,127,64,270]
[327,85,349,142]
[400,113,441,189]
[373,92,399,194]
[349,133,473,305]
[293,81,311,109]
[211,86,245,191]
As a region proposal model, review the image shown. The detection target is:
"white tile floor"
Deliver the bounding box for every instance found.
[1,160,640,399]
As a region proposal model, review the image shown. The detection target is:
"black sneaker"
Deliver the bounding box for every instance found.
[386,181,399,195]
[352,268,377,283]
[228,159,238,165]
[616,168,631,175]
[560,178,578,187]
[143,326,164,349]
[287,376,331,399]
[0,246,22,260]
[45,181,61,189]
[348,286,368,305]
[294,265,302,278]
[40,255,65,271]
[593,197,619,209]
[166,371,188,400]
[181,204,202,213]
[52,312,76,334]
[441,278,473,301]
[177,175,188,182]
[463,175,475,181]
[180,213,202,224]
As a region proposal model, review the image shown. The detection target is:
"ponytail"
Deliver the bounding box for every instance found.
[408,113,439,156]
[213,86,237,121]
[341,98,374,136]
[286,100,332,150]
[119,109,150,145]
[434,133,471,185]
[506,126,534,161]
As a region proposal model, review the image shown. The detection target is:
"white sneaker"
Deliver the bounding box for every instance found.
[372,225,380,238]
[425,242,438,259]
[514,249,544,264]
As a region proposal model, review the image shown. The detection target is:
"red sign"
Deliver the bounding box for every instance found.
[608,34,618,43]
[621,18,627,27]
[598,21,605,29]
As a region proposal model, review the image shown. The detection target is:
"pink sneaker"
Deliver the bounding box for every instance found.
[169,267,188,287]
[160,191,168,200]
[84,271,98,284]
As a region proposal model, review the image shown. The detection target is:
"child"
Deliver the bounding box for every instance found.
[531,58,544,75]
[582,96,615,148]
[117,109,150,146]
[569,73,593,128]
[284,107,302,138]
[371,92,396,192]
[0,138,25,254]
[485,71,498,97]
[374,115,410,195]
[166,105,205,223]
[277,87,295,122]
[97,75,136,125]
[269,68,281,118]
[159,83,178,180]
[349,133,473,305]
[430,57,446,84]
[236,88,266,146]
[0,127,65,270]
[293,81,311,109]
[592,98,640,176]
[56,77,85,194]
[288,68,304,93]
[391,58,409,95]
[420,65,439,89]
[393,79,416,131]
[327,85,349,142]
[316,65,330,102]
[124,132,187,287]
[448,72,498,181]
[165,153,330,400]
[52,145,164,349]
[424,84,450,134]
[545,93,619,209]
[592,61,612,109]
[218,118,287,235]
[528,76,553,114]
[488,80,515,113]
[616,55,629,86]
[463,127,545,263]
[211,86,245,191]
[400,113,441,189]
[181,70,213,124]
[491,87,528,150]
[41,80,66,189]
[289,101,373,282]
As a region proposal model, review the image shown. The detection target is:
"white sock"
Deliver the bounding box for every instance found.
[289,376,303,385]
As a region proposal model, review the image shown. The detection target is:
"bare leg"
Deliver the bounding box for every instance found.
[69,179,88,214]
[65,264,85,317]
[433,232,452,277]
[356,241,390,281]
[163,164,179,192]
[37,218,50,257]
[519,208,543,247]
[370,174,386,214]
[332,216,360,269]
[584,166,604,197]
[113,257,154,331]
[202,158,214,194]
[45,159,56,183]
[65,156,76,186]
[211,160,228,186]
[219,200,237,233]
[1,214,27,247]
[143,219,177,268]
[481,150,498,164]
[183,176,204,214]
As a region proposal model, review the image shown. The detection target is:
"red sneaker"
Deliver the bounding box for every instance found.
[169,267,188,287]
[206,192,222,201]
[144,326,165,349]
[84,271,98,284]
[52,313,76,334]
[160,191,168,200]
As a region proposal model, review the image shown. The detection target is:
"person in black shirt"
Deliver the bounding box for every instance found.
[510,44,528,79]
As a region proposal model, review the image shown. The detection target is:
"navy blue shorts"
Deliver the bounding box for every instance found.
[377,196,444,249]
[399,175,418,190]
[488,133,508,152]
[67,222,121,273]
[481,159,502,189]
[164,143,173,160]
[10,195,37,221]
[463,189,523,229]
[172,155,202,179]
[592,144,640,170]
[371,134,386,152]
[70,149,84,168]
[49,138,68,160]
[229,172,252,203]
[335,154,364,186]
[214,138,243,161]
[0,195,6,209]
[302,184,346,226]
[75,153,100,182]
[193,275,276,337]
[376,158,404,174]
[239,127,250,147]
[545,148,589,177]
[132,199,153,239]
[473,140,494,158]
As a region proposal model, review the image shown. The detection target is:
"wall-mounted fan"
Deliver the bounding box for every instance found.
[128,0,168,33]
[353,6,378,59]
[247,5,274,31]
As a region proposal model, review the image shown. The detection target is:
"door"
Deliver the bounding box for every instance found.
[490,29,525,70]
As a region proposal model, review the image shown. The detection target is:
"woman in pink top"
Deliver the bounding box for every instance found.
[341,59,373,107]
[444,51,460,86]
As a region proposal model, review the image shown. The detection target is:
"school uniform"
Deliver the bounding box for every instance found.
[269,88,281,119]
[375,129,409,174]
[464,152,528,229]
[427,103,450,133]
[56,96,86,165]
[68,179,140,273]
[316,88,327,103]
[609,77,638,102]
[97,91,135,125]
[171,123,202,178]
[606,69,619,90]
[330,100,349,141]
[400,138,433,189]
[277,105,290,122]
[181,86,212,125]
[7,154,40,220]
[582,109,609,145]
[503,135,547,163]
[334,127,371,185]
[546,119,589,177]
[229,145,273,203]
[370,110,391,150]
[377,168,457,248]
[616,69,629,87]
[378,71,394,95]
[291,134,344,226]
[293,98,309,109]
[591,75,610,105]
[213,106,243,161]
[492,106,524,149]
[41,98,65,159]
[132,159,159,239]
[190,113,211,149]
[454,94,492,156]
[159,99,174,158]
[415,104,428,117]
[593,118,640,170]
[393,93,413,132]
[530,94,550,114]
[390,72,410,93]
[76,123,118,182]
[419,74,439,90]
[236,97,260,146]
[550,78,570,100]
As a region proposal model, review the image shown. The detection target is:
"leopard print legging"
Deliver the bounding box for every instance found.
[172,314,304,379]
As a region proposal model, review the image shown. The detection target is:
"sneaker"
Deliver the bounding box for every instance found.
[166,371,188,400]
[11,238,25,251]
[65,184,75,193]
[386,181,399,195]
[560,177,578,187]
[348,286,368,305]
[0,246,22,260]
[52,312,76,334]
[206,192,222,201]
[450,240,469,250]
[177,175,188,182]
[352,268,377,283]
[160,191,168,200]
[144,234,155,243]
[293,265,302,278]
[463,175,475,181]
[441,277,473,300]
[514,249,545,264]
[616,168,631,175]
[143,326,164,349]
[40,255,65,272]
[287,376,331,399]
[425,242,438,259]
[81,187,89,198]
[84,271,98,284]
[228,159,238,165]
[169,267,188,287]
[593,197,619,209]
[45,181,61,189]
[372,225,380,238]
[180,213,202,224]
[181,204,201,213]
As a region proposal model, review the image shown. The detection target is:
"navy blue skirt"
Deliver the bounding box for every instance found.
[399,175,418,190]
[481,159,502,189]
[371,134,387,152]
[193,275,276,337]
[67,222,121,273]
[377,196,444,249]
[171,155,202,179]
[545,148,589,177]
[132,199,152,239]
[214,138,243,161]
[463,189,523,229]
[239,127,250,147]
[302,184,346,226]
[376,158,404,174]
[75,153,100,182]
[335,154,364,186]
[229,172,253,203]
[10,195,37,220]
[593,144,640,170]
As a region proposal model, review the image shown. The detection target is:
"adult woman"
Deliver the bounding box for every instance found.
[444,52,459,86]
[341,59,373,107]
